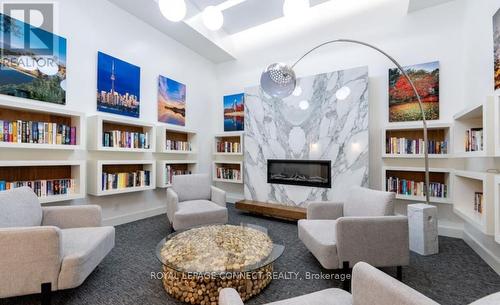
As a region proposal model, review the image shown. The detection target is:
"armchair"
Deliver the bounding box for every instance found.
[298,186,409,279]
[0,187,115,304]
[166,174,228,231]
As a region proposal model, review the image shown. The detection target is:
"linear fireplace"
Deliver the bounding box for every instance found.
[267,160,331,188]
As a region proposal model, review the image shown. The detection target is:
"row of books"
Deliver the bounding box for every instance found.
[465,128,483,152]
[164,165,192,185]
[386,137,447,155]
[166,139,192,151]
[102,170,151,191]
[474,192,483,214]
[0,120,76,145]
[386,177,447,198]
[103,130,150,149]
[216,167,241,181]
[216,141,241,153]
[0,179,75,197]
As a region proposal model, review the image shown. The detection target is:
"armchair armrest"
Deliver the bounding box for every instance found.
[42,205,102,228]
[0,226,62,298]
[336,216,409,268]
[219,288,244,305]
[166,188,179,224]
[352,262,439,305]
[307,202,343,220]
[211,186,227,207]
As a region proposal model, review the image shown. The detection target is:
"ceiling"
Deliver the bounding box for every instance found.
[107,0,457,64]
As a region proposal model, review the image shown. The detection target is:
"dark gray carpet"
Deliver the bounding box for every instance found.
[2,205,500,305]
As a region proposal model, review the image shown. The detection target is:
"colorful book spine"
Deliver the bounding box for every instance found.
[216,141,241,153]
[0,179,75,196]
[165,165,192,185]
[101,170,151,191]
[386,176,447,198]
[0,119,76,145]
[165,139,191,151]
[465,128,483,152]
[216,167,241,181]
[102,130,150,149]
[386,137,447,155]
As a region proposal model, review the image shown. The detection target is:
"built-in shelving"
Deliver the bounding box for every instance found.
[156,160,197,188]
[213,161,243,184]
[214,132,244,156]
[382,166,452,204]
[453,170,494,235]
[87,115,155,153]
[0,160,85,204]
[156,125,197,154]
[493,174,500,243]
[87,160,155,196]
[0,99,85,150]
[382,123,452,158]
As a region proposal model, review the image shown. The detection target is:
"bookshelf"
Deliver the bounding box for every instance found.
[0,160,85,204]
[382,166,452,204]
[382,123,452,158]
[452,100,495,157]
[214,132,244,155]
[156,125,197,154]
[494,175,500,243]
[156,160,197,188]
[87,160,155,196]
[0,99,84,150]
[213,161,243,184]
[453,170,494,235]
[87,115,155,153]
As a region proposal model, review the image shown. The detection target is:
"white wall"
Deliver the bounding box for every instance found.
[0,0,218,225]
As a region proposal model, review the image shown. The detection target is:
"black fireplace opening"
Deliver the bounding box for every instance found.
[267,159,331,188]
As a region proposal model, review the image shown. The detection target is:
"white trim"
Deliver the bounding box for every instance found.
[463,231,500,275]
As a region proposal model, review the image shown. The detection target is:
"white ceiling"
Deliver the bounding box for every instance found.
[107,0,457,64]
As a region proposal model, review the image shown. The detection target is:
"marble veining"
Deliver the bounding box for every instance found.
[244,66,369,207]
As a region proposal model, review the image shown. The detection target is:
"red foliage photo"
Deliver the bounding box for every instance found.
[389,61,439,122]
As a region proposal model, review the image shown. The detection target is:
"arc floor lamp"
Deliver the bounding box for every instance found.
[260,39,430,204]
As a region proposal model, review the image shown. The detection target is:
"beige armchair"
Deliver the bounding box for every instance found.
[219,261,500,305]
[166,174,228,231]
[0,187,115,305]
[298,186,409,283]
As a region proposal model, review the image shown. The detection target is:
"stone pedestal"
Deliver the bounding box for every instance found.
[408,204,438,255]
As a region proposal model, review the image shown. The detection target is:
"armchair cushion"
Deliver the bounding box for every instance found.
[266,288,352,305]
[172,200,228,231]
[344,187,395,217]
[58,226,115,290]
[307,202,344,220]
[211,186,227,207]
[297,219,338,269]
[42,205,102,229]
[172,174,211,202]
[0,186,42,228]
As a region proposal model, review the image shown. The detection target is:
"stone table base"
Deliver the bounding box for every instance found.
[162,264,274,305]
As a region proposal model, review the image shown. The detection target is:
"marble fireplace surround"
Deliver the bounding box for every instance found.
[243,66,369,207]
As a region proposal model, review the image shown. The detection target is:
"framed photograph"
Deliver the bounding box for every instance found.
[157,76,186,126]
[494,8,500,90]
[223,93,244,131]
[388,61,439,122]
[97,51,140,118]
[0,13,67,104]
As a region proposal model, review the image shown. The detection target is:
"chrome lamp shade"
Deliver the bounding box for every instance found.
[260,63,297,99]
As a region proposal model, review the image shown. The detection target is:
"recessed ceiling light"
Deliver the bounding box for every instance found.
[292,86,302,97]
[299,100,310,110]
[283,0,310,18]
[202,6,224,31]
[158,0,187,22]
[335,86,351,100]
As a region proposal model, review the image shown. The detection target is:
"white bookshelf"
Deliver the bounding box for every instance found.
[382,122,452,158]
[213,161,243,184]
[156,125,197,154]
[452,100,495,157]
[453,170,494,235]
[87,160,155,196]
[0,160,85,204]
[382,166,452,204]
[214,132,244,156]
[87,115,155,153]
[0,99,85,150]
[493,175,500,243]
[492,95,500,156]
[156,160,197,188]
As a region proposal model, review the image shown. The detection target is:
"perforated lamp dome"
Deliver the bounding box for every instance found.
[260,63,297,99]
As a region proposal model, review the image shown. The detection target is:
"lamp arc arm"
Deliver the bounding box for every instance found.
[292,38,430,204]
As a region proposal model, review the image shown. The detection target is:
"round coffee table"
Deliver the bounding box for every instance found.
[155,223,284,305]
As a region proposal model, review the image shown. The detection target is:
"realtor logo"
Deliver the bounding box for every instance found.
[1,2,55,55]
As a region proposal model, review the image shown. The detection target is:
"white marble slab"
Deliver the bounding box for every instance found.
[408,203,439,255]
[243,66,369,207]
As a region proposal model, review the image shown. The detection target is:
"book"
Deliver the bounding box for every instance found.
[165,139,191,151]
[465,128,483,152]
[164,165,192,185]
[102,130,150,149]
[101,170,151,191]
[216,167,241,181]
[386,137,447,155]
[0,178,75,197]
[474,192,483,214]
[386,176,447,198]
[0,119,76,145]
[216,140,241,153]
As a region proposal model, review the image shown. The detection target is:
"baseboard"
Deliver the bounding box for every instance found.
[438,224,463,239]
[103,206,166,226]
[463,231,500,275]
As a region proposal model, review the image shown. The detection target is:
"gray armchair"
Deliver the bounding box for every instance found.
[0,187,115,303]
[167,174,228,231]
[298,186,409,277]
